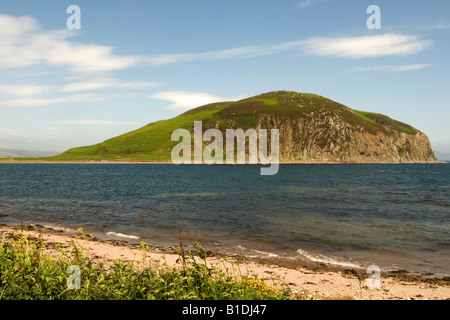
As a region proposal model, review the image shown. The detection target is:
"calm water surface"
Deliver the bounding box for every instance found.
[0,163,449,276]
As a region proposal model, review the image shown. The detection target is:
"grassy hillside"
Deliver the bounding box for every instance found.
[52,105,230,161]
[49,90,419,162]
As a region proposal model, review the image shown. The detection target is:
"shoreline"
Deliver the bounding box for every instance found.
[1,223,448,300]
[0,159,445,164]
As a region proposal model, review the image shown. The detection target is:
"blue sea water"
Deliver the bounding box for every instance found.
[0,163,449,276]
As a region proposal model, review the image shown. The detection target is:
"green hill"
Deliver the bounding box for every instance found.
[48,90,437,163]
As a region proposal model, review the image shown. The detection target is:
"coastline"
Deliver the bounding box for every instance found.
[1,223,448,300]
[0,159,445,164]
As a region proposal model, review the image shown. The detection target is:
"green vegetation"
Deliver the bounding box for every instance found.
[51,106,227,161]
[354,110,377,125]
[258,97,278,106]
[31,90,419,162]
[398,125,416,134]
[353,110,417,135]
[0,229,291,300]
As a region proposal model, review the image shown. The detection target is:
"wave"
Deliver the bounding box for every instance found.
[234,245,364,269]
[235,245,279,258]
[40,224,78,234]
[106,231,140,240]
[296,248,363,269]
[235,245,297,260]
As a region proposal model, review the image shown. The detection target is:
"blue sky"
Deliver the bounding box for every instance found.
[0,0,449,153]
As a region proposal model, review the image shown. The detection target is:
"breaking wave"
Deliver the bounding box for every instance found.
[106,231,140,240]
[296,248,363,269]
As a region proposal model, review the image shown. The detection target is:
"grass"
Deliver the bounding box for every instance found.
[25,90,419,162]
[0,228,292,300]
[353,110,417,135]
[354,110,377,125]
[50,107,227,161]
[398,125,416,134]
[258,97,279,106]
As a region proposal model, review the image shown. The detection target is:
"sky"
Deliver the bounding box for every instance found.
[0,0,449,154]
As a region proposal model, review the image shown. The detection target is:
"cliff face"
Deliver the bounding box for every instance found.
[256,114,437,163]
[54,90,438,163]
[202,91,438,163]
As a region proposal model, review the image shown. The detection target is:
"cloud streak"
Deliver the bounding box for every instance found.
[0,94,107,107]
[296,0,326,9]
[350,64,433,73]
[419,22,450,31]
[61,78,161,92]
[0,14,144,74]
[146,40,305,66]
[0,14,433,74]
[52,120,142,126]
[0,77,160,100]
[150,91,232,111]
[301,34,432,59]
[0,84,52,97]
[146,34,431,66]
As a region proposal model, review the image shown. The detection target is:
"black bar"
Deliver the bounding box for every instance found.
[0,300,447,319]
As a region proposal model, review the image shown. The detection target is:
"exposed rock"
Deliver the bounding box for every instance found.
[55,90,438,163]
[255,112,436,163]
[203,90,438,163]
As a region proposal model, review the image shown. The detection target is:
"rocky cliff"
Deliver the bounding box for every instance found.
[257,115,436,163]
[200,91,437,163]
[53,90,438,163]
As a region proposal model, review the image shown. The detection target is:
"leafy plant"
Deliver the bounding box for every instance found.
[0,229,291,300]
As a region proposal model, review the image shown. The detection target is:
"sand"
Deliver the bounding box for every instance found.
[1,224,448,300]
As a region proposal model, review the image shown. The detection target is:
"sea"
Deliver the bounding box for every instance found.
[0,163,449,277]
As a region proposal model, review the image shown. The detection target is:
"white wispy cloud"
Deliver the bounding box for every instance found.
[146,34,431,66]
[301,34,432,59]
[419,22,450,31]
[61,78,161,92]
[0,14,144,74]
[149,91,231,111]
[52,120,142,126]
[296,0,326,9]
[0,94,107,107]
[350,64,433,72]
[0,77,160,99]
[0,14,433,74]
[146,40,305,66]
[0,84,52,97]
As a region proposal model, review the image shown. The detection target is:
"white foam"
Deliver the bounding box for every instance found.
[106,231,140,240]
[235,245,280,258]
[41,224,77,234]
[251,249,279,258]
[296,248,363,269]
